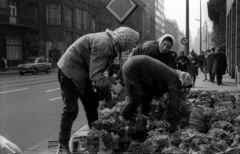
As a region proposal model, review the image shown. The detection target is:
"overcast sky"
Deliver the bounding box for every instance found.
[165,0,212,38]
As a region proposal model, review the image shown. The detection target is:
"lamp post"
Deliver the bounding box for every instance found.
[195,0,202,54]
[186,0,189,55]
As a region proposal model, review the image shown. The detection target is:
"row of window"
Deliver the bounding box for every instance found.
[46,4,97,32]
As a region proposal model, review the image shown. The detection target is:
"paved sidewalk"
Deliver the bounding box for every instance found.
[22,70,239,154]
[193,70,239,91]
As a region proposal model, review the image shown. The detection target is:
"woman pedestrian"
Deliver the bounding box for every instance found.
[203,50,210,81]
[176,51,189,72]
[187,49,199,87]
[117,34,175,82]
[168,49,178,69]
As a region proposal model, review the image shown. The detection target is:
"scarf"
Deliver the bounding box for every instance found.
[106,27,139,52]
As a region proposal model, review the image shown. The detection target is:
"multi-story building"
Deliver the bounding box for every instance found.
[155,0,165,39]
[208,0,240,80]
[165,19,181,54]
[0,0,151,66]
[142,0,165,39]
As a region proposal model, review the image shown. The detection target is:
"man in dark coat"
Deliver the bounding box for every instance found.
[207,47,215,82]
[176,51,189,72]
[119,55,192,132]
[198,51,205,72]
[168,49,178,69]
[212,47,227,85]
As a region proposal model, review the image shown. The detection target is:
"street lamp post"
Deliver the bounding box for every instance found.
[196,0,202,54]
[186,0,189,55]
[200,0,202,54]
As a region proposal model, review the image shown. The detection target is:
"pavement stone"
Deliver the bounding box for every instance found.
[22,70,240,154]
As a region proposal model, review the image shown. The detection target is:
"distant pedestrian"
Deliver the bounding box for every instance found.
[211,47,227,85]
[187,49,199,87]
[176,51,189,72]
[198,51,205,72]
[0,57,6,72]
[207,47,216,82]
[56,27,139,154]
[168,49,178,69]
[203,50,210,81]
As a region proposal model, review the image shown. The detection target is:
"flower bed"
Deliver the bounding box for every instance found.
[74,90,240,154]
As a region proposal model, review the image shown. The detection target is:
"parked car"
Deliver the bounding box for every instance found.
[18,58,52,75]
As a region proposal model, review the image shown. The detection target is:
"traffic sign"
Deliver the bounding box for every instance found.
[181,37,189,45]
[106,0,138,24]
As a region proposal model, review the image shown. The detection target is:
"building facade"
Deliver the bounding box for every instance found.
[155,0,165,39]
[208,0,240,80]
[0,0,151,66]
[165,19,184,55]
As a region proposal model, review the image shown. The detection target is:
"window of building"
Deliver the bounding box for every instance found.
[6,35,22,60]
[66,31,73,42]
[86,12,90,31]
[65,6,72,28]
[9,1,17,24]
[76,8,82,30]
[82,11,87,31]
[46,4,61,26]
[91,15,96,32]
[0,0,7,8]
[76,33,82,40]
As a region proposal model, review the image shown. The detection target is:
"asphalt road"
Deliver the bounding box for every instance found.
[0,72,87,152]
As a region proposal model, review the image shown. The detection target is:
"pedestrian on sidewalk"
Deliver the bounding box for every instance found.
[176,51,189,72]
[168,49,178,69]
[203,49,210,81]
[0,57,6,72]
[211,47,227,85]
[118,55,192,133]
[207,47,216,82]
[56,27,139,154]
[187,49,199,87]
[198,51,205,72]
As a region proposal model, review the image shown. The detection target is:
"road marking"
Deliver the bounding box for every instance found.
[45,88,60,92]
[0,88,29,94]
[50,97,62,101]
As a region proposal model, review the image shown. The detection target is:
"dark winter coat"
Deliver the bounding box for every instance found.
[207,52,215,73]
[176,55,189,72]
[130,40,172,65]
[168,51,178,69]
[211,51,227,75]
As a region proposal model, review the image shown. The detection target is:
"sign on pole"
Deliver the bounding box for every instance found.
[106,0,138,24]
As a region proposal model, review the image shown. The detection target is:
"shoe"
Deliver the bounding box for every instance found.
[56,144,71,154]
[203,79,207,81]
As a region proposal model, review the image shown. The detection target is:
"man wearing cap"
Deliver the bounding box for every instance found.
[119,55,192,132]
[57,27,139,154]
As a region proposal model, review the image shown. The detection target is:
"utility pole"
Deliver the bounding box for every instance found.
[200,0,202,54]
[186,0,189,55]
